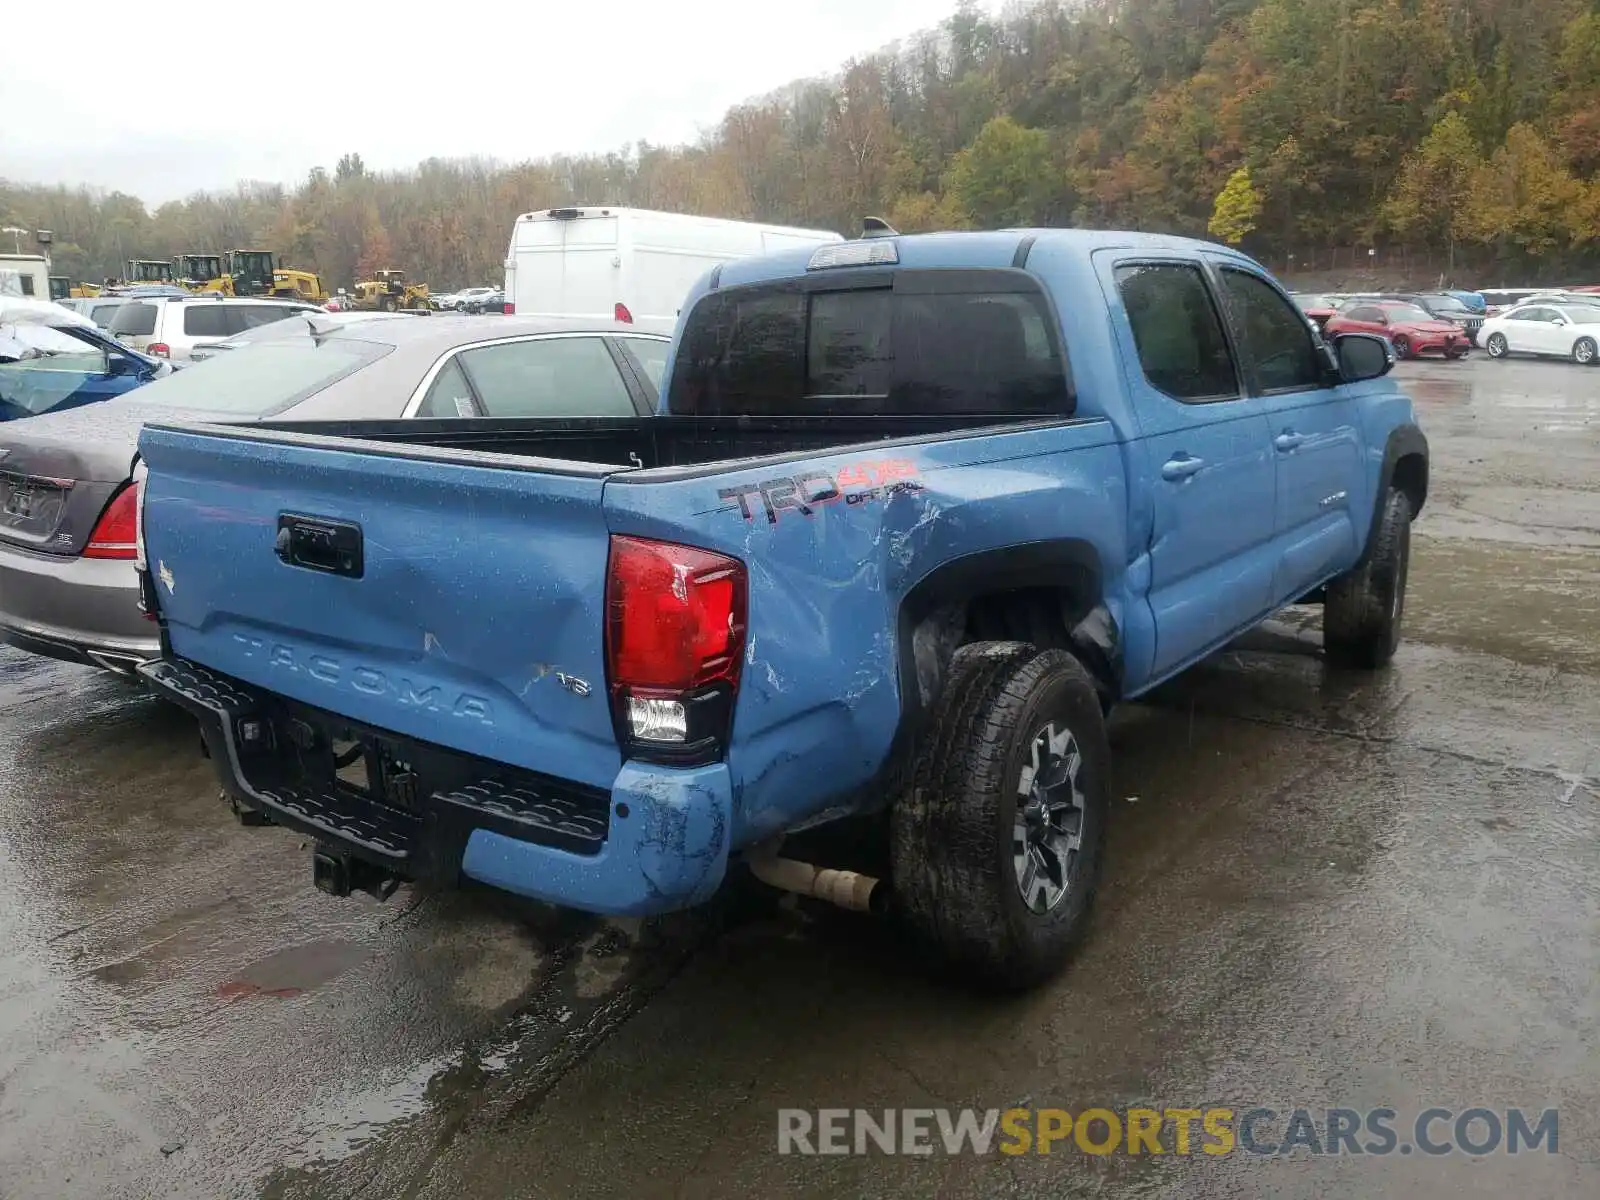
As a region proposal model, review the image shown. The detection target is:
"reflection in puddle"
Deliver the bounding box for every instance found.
[281,1051,462,1169]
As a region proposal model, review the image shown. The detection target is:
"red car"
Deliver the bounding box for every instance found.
[1291,292,1338,329]
[1324,300,1468,360]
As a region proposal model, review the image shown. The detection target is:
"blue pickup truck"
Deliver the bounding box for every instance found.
[134,229,1426,988]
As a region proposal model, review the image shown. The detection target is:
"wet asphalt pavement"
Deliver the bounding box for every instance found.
[1,355,1596,1199]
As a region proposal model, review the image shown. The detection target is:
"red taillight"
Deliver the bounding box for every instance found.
[83,485,138,559]
[148,342,170,358]
[605,535,746,755]
[503,301,515,314]
[614,302,633,324]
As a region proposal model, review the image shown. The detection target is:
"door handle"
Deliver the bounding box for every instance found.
[1274,432,1305,452]
[1161,455,1205,481]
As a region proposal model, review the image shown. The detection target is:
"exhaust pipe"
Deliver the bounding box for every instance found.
[747,854,886,914]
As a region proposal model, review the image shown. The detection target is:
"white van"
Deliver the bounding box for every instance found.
[0,255,53,303]
[502,207,842,332]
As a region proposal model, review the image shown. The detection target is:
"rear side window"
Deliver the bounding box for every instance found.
[418,357,479,418]
[454,337,635,418]
[89,303,123,328]
[617,336,669,392]
[1219,270,1323,391]
[183,305,231,337]
[108,303,157,338]
[236,304,307,330]
[1115,263,1237,402]
[1346,306,1383,322]
[669,271,1070,416]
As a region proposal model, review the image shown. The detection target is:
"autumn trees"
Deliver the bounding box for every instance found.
[5,0,1600,287]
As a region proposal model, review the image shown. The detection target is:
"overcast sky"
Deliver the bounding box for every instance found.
[4,0,990,205]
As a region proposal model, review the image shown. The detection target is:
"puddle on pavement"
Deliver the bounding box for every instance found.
[279,1050,465,1169]
[1409,535,1600,672]
[217,938,371,1001]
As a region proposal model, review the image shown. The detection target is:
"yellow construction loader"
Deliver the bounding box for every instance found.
[271,268,329,304]
[175,253,228,293]
[124,259,176,286]
[350,269,431,312]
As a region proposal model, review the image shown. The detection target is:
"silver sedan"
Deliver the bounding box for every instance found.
[0,313,669,673]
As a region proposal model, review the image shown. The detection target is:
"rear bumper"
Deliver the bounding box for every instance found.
[0,544,158,672]
[138,656,733,916]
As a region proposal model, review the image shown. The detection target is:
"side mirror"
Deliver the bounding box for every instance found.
[1554,316,1569,326]
[106,353,138,377]
[1335,333,1394,383]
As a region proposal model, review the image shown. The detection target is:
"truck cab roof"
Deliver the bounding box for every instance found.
[710,228,1238,293]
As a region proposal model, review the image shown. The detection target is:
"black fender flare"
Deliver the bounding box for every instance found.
[876,540,1117,792]
[1364,423,1428,563]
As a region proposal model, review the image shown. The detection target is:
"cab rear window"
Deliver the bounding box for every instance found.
[668,269,1072,417]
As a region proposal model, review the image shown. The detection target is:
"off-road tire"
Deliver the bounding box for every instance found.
[1323,487,1412,669]
[892,642,1111,990]
[1573,336,1597,366]
[1486,332,1509,358]
[381,296,398,312]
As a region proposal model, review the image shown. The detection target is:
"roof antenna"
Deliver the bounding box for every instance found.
[861,216,899,239]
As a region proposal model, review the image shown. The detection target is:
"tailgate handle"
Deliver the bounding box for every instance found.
[275,513,364,578]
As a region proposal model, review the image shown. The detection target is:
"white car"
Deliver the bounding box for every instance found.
[187,310,413,362]
[103,295,320,362]
[445,287,497,312]
[1480,302,1600,365]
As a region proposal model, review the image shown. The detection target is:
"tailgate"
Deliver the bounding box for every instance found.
[138,424,624,791]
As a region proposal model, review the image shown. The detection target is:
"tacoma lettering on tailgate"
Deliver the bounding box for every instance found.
[231,635,495,724]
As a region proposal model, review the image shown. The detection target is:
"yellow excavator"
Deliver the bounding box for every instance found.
[350,269,431,312]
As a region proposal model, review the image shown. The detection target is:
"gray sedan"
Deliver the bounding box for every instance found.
[0,314,669,674]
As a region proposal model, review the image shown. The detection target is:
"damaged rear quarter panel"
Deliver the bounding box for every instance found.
[601,420,1128,850]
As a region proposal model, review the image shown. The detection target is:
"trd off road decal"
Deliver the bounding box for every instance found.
[718,458,925,524]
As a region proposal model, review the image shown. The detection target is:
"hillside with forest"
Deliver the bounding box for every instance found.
[6,0,1600,290]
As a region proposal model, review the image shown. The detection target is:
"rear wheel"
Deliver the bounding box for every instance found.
[1486,332,1509,358]
[1323,487,1412,669]
[892,643,1111,990]
[1390,334,1411,359]
[1573,337,1597,366]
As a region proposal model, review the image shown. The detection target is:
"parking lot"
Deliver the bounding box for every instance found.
[0,353,1595,1199]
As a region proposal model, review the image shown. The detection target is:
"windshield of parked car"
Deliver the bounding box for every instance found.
[1559,305,1600,324]
[1384,304,1434,323]
[0,322,105,365]
[1422,295,1470,314]
[1294,294,1334,310]
[0,323,115,418]
[130,339,392,415]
